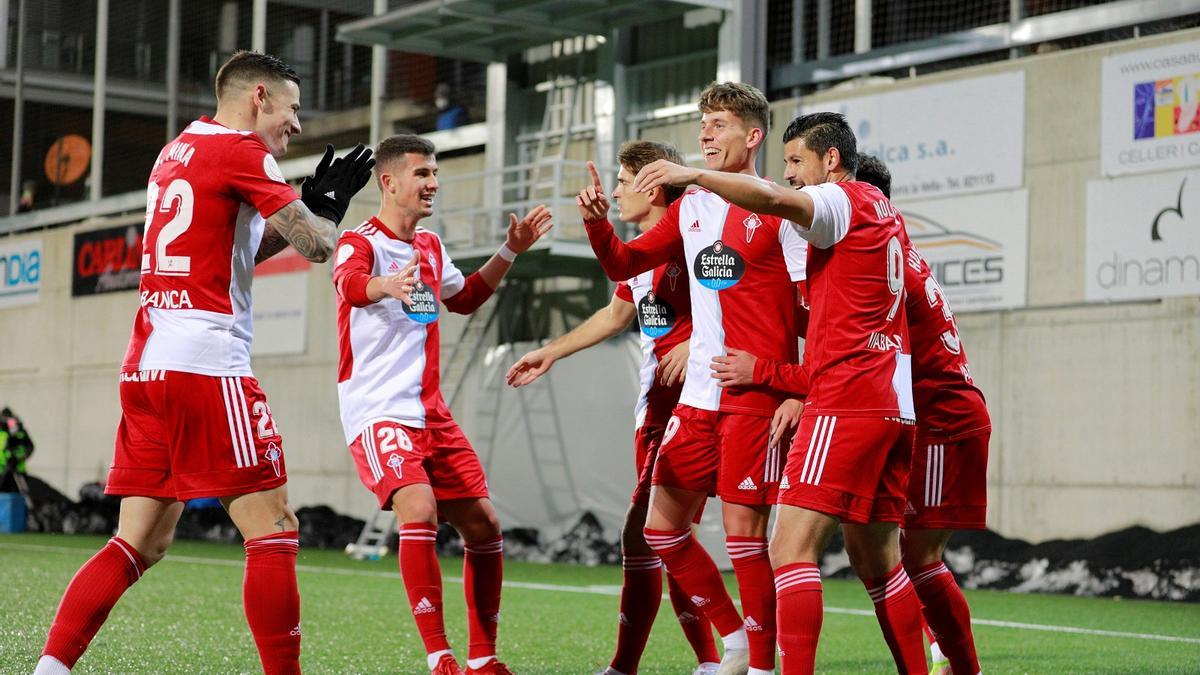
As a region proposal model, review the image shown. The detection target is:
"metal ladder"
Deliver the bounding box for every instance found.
[524,74,583,201]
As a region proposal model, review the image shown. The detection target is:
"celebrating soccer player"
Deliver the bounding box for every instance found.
[845,155,989,674]
[635,113,931,673]
[332,134,552,675]
[579,82,809,675]
[507,140,721,675]
[35,51,375,675]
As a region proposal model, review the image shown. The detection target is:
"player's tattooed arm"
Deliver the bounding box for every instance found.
[261,200,338,264]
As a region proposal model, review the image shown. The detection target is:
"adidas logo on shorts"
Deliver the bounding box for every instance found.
[780,475,791,490]
[413,597,438,615]
[690,595,710,607]
[905,500,917,515]
[744,616,763,632]
[619,612,630,626]
[738,476,757,490]
[677,611,699,623]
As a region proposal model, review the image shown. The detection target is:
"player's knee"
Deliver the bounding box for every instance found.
[137,532,175,567]
[461,509,501,542]
[276,506,300,533]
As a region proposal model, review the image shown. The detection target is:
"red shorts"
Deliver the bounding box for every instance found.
[633,423,704,523]
[651,404,788,506]
[904,430,990,530]
[349,419,489,510]
[778,413,915,524]
[107,371,288,501]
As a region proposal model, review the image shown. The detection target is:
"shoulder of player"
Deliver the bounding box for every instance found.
[413,226,444,245]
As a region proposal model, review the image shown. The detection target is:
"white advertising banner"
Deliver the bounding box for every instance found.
[251,249,311,356]
[897,189,1029,312]
[1085,168,1200,302]
[0,238,42,309]
[1101,41,1200,177]
[808,71,1025,200]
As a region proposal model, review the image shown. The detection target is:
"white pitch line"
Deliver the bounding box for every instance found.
[5,542,1199,645]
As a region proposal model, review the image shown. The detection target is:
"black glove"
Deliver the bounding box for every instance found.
[301,144,376,225]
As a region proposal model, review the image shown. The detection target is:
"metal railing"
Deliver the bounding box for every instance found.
[428,158,620,254]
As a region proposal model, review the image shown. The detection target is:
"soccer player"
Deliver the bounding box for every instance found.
[34,51,375,675]
[579,82,809,675]
[506,140,720,675]
[854,155,988,675]
[634,113,929,674]
[710,155,989,673]
[332,134,552,675]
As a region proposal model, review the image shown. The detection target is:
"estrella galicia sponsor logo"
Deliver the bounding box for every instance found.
[693,240,744,290]
[637,291,676,338]
[402,279,439,324]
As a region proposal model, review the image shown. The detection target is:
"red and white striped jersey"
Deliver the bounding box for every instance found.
[122,116,299,377]
[614,252,692,430]
[586,185,807,416]
[332,218,493,444]
[903,247,990,438]
[791,180,915,420]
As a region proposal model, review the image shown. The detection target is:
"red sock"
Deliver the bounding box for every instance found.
[42,537,146,667]
[610,555,663,673]
[399,523,450,655]
[666,573,719,665]
[909,561,979,674]
[243,531,301,675]
[643,528,743,637]
[863,564,928,675]
[774,562,822,675]
[463,536,504,660]
[727,537,775,670]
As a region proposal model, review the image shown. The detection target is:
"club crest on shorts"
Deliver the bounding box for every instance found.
[265,442,282,477]
[694,239,745,290]
[387,453,404,479]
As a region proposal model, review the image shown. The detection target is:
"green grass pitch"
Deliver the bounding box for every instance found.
[1,534,1197,673]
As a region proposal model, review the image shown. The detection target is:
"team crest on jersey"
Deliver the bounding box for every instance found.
[387,454,404,479]
[402,279,439,324]
[694,239,745,290]
[424,249,439,278]
[666,263,681,291]
[637,291,676,339]
[743,213,762,243]
[265,443,283,477]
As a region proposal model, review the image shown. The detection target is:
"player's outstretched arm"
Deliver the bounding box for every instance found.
[442,206,553,315]
[580,161,678,280]
[506,296,635,388]
[365,255,419,305]
[259,144,377,264]
[634,159,818,229]
[259,202,337,263]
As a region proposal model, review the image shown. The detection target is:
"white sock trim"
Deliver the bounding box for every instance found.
[720,627,749,651]
[427,649,454,670]
[467,655,496,669]
[34,656,71,675]
[748,669,775,675]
